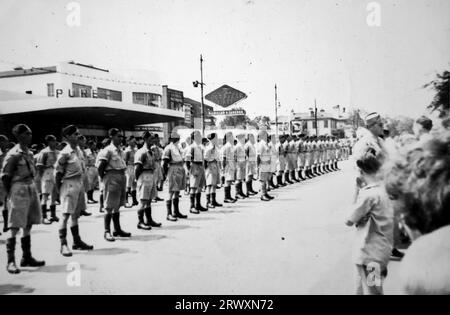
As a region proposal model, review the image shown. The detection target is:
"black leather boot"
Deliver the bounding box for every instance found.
[99,194,105,213]
[112,213,131,238]
[131,190,139,206]
[166,201,178,221]
[20,235,45,268]
[138,209,152,229]
[41,204,52,225]
[190,194,199,214]
[145,207,162,227]
[224,187,236,203]
[50,205,59,222]
[196,193,208,212]
[71,225,94,251]
[59,228,72,257]
[247,181,257,195]
[6,238,20,274]
[173,198,187,219]
[104,213,115,242]
[2,209,9,232]
[211,193,222,207]
[285,172,293,184]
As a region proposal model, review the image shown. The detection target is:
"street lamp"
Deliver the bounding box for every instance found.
[193,54,205,136]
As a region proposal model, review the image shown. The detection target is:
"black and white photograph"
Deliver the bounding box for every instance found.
[0,0,449,298]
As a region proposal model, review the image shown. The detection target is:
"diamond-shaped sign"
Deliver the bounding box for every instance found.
[205,85,247,108]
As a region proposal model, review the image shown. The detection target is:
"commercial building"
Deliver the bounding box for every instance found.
[0,61,185,141]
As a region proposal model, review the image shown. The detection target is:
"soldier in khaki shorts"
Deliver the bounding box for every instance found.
[162,131,187,221]
[134,132,161,230]
[204,133,223,209]
[36,135,59,225]
[124,137,138,208]
[234,132,248,199]
[221,132,237,203]
[97,128,131,242]
[185,130,207,214]
[244,133,258,195]
[1,124,45,274]
[0,135,10,234]
[55,125,94,257]
[256,130,274,202]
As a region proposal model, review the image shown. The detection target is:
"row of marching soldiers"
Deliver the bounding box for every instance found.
[0,124,349,274]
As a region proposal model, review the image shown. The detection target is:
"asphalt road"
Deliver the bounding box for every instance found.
[0,160,403,295]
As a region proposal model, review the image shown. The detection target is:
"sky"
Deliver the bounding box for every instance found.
[0,0,449,119]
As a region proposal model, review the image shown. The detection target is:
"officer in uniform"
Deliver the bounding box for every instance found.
[162,131,187,221]
[244,133,259,195]
[1,124,45,274]
[221,132,237,203]
[185,130,207,214]
[55,126,94,257]
[204,133,223,209]
[256,130,274,202]
[275,135,287,187]
[96,138,111,213]
[151,135,164,203]
[36,135,59,225]
[234,132,248,199]
[0,135,10,234]
[97,128,131,242]
[183,136,192,195]
[77,136,92,217]
[134,132,161,230]
[85,140,99,204]
[124,137,138,208]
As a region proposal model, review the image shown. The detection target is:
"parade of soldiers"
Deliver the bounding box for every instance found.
[0,123,349,274]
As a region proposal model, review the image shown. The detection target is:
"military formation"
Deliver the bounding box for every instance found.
[0,124,351,274]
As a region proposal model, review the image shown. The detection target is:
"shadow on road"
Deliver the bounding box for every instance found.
[124,234,168,242]
[160,224,194,230]
[0,284,35,295]
[24,264,97,273]
[187,217,217,221]
[79,247,139,256]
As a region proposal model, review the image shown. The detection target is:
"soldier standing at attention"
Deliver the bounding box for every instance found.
[85,140,99,204]
[151,135,164,203]
[185,131,207,214]
[221,132,237,203]
[204,133,223,209]
[275,135,287,187]
[55,126,94,257]
[234,132,248,199]
[134,132,161,230]
[97,128,131,242]
[0,135,10,234]
[96,138,111,213]
[256,130,274,202]
[269,135,279,189]
[77,136,92,217]
[244,133,258,195]
[36,135,59,225]
[124,137,139,208]
[162,131,188,221]
[297,135,307,180]
[1,125,45,274]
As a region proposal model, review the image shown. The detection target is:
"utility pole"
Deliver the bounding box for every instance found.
[200,55,205,137]
[314,99,318,137]
[193,55,206,136]
[275,84,278,138]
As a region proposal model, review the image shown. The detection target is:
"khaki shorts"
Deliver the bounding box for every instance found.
[60,177,86,217]
[41,168,55,195]
[126,165,136,190]
[246,161,258,177]
[205,161,220,186]
[103,172,126,210]
[86,166,99,191]
[236,161,247,181]
[189,163,206,189]
[277,157,286,172]
[0,180,6,206]
[224,162,236,182]
[259,171,271,182]
[137,171,156,201]
[167,164,186,192]
[8,181,41,229]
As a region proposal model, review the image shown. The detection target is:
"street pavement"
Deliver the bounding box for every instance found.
[0,160,404,295]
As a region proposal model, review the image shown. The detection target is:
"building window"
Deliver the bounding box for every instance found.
[72,83,92,98]
[98,88,122,102]
[47,83,55,97]
[313,121,317,129]
[324,119,329,128]
[132,92,161,107]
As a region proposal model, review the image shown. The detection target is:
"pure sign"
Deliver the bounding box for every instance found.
[205,85,247,108]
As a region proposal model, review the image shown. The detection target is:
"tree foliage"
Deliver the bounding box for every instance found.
[424,70,450,118]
